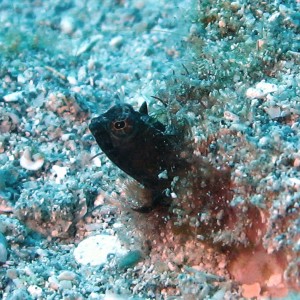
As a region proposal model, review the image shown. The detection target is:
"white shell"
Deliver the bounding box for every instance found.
[20,149,45,171]
[73,235,127,266]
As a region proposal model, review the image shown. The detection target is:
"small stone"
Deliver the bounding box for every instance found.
[218,260,227,269]
[257,39,265,49]
[258,136,270,148]
[242,282,261,298]
[51,165,68,183]
[59,279,73,290]
[6,268,18,279]
[27,285,43,297]
[264,106,281,119]
[13,278,24,289]
[36,248,48,257]
[78,66,87,82]
[170,192,177,198]
[89,292,102,299]
[3,91,23,102]
[94,193,105,206]
[218,19,226,28]
[73,234,127,266]
[287,177,300,189]
[58,270,76,281]
[75,35,103,56]
[266,273,282,287]
[224,111,240,121]
[268,12,280,22]
[48,276,59,291]
[158,170,168,179]
[67,76,77,85]
[230,2,241,10]
[230,123,247,132]
[61,133,71,141]
[246,81,278,99]
[17,74,27,84]
[167,261,178,272]
[60,17,75,34]
[210,286,226,300]
[109,36,123,48]
[293,158,300,168]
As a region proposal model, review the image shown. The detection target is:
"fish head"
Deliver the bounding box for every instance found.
[89,103,145,151]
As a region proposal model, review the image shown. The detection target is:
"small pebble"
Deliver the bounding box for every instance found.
[264,106,281,119]
[27,285,43,297]
[293,158,300,168]
[109,36,123,48]
[60,17,75,34]
[17,74,27,84]
[36,248,48,257]
[167,261,178,272]
[287,177,300,189]
[6,268,18,279]
[51,165,68,183]
[73,234,127,266]
[12,278,24,289]
[67,76,77,85]
[48,276,59,291]
[246,81,278,99]
[258,136,271,148]
[224,111,240,121]
[242,283,261,298]
[59,279,73,290]
[58,270,76,281]
[3,91,23,102]
[89,292,102,300]
[230,122,247,132]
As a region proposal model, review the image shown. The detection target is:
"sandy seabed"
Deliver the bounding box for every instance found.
[0,0,299,299]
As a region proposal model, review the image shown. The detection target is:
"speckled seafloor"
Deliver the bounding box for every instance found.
[0,0,300,299]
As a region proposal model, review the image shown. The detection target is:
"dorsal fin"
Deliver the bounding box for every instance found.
[139,101,148,115]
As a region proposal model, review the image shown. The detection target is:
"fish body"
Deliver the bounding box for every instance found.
[89,102,183,209]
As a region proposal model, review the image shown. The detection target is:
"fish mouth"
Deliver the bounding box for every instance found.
[89,116,107,134]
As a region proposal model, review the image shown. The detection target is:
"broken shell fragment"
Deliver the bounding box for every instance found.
[246,81,278,99]
[20,149,45,171]
[3,91,23,102]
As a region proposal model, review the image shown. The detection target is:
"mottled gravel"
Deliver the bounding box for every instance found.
[0,0,300,299]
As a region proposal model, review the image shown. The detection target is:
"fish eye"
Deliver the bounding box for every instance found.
[114,120,126,130]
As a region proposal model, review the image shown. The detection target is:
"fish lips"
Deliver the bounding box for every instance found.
[89,116,107,135]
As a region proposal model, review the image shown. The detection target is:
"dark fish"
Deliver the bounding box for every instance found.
[89,102,184,211]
